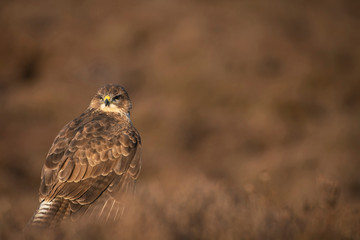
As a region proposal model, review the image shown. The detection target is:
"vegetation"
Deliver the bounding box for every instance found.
[0,0,359,239]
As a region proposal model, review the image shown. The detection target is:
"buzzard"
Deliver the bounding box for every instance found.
[27,84,141,228]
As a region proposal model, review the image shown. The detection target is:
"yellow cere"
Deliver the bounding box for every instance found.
[104,95,111,102]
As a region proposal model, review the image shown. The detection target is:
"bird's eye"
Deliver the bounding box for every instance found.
[112,95,122,101]
[98,95,103,100]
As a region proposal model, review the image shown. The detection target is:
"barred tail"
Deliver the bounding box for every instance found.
[27,198,71,228]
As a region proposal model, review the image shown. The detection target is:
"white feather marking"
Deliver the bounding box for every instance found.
[89,204,98,218]
[99,104,131,120]
[106,199,116,222]
[99,199,108,218]
[113,204,120,221]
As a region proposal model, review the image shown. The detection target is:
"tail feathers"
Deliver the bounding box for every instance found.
[27,174,136,229]
[78,194,125,222]
[27,198,71,228]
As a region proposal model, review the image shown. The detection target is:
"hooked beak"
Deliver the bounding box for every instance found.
[104,95,111,107]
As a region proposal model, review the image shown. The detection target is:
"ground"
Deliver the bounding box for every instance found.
[0,0,360,239]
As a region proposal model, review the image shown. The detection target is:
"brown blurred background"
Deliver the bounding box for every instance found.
[0,0,360,239]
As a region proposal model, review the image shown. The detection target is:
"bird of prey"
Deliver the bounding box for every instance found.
[27,84,142,228]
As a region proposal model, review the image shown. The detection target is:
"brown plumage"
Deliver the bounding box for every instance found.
[27,84,141,228]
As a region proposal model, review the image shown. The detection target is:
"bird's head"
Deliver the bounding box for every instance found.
[89,84,132,116]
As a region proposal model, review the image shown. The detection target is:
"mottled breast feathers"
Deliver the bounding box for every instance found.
[39,109,141,205]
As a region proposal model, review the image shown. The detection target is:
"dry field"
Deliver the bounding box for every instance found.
[0,0,359,239]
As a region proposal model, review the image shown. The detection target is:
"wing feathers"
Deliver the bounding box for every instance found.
[37,110,142,226]
[129,145,142,179]
[58,158,74,182]
[83,164,94,179]
[76,174,116,205]
[67,161,83,182]
[120,145,130,156]
[45,152,64,169]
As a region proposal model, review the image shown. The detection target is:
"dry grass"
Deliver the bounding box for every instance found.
[1,0,360,239]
